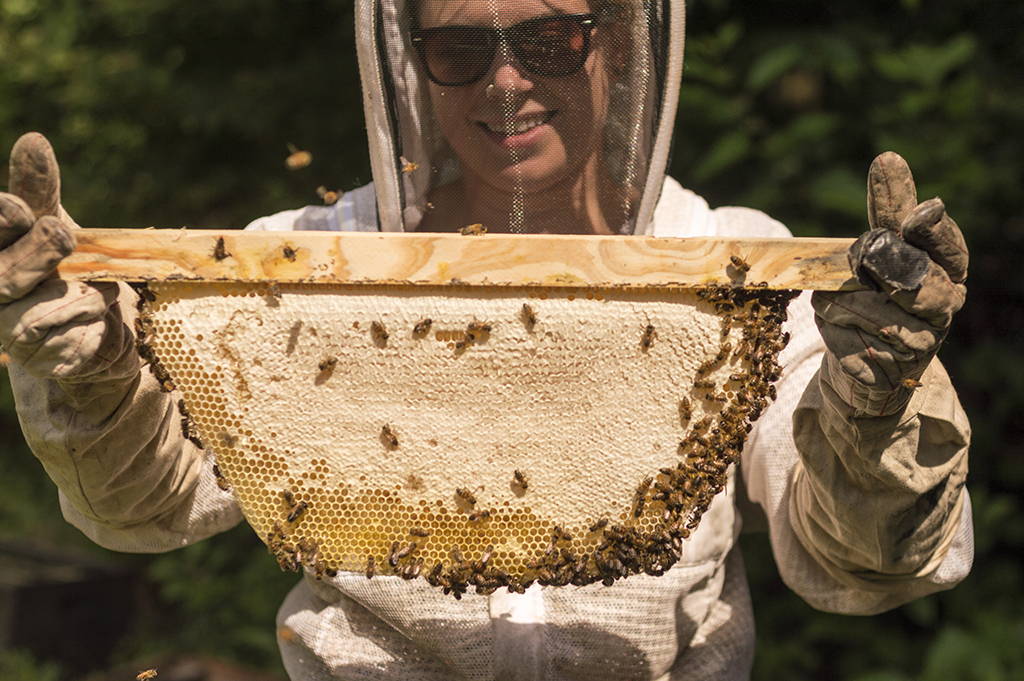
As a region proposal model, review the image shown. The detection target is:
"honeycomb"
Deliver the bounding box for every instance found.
[136,282,794,598]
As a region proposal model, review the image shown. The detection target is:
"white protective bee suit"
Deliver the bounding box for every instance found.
[3,1,972,680]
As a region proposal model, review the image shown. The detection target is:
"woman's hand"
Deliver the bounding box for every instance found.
[811,152,969,416]
[0,132,136,382]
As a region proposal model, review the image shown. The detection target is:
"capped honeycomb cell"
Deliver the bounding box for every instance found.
[138,282,794,597]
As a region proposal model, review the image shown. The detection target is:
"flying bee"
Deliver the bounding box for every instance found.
[366,555,376,579]
[285,144,312,170]
[136,670,158,681]
[460,223,487,236]
[455,488,477,506]
[287,500,308,523]
[521,303,537,330]
[282,245,297,262]
[319,356,338,373]
[729,255,751,273]
[400,157,420,174]
[466,320,492,341]
[371,321,389,345]
[213,237,230,261]
[640,324,657,351]
[316,185,340,205]
[413,318,433,336]
[901,377,923,389]
[380,424,399,450]
[513,469,528,490]
[409,527,431,537]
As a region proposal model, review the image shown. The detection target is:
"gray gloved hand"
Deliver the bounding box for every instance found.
[811,152,968,416]
[0,132,139,383]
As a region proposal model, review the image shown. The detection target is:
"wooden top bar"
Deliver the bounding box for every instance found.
[57,229,860,291]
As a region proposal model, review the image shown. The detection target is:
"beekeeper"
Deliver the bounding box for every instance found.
[0,0,971,679]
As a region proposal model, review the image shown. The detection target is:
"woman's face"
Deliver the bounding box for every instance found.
[417,0,610,196]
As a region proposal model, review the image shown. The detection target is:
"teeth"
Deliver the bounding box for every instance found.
[484,114,551,135]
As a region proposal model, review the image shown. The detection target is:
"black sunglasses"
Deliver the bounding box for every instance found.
[411,13,598,87]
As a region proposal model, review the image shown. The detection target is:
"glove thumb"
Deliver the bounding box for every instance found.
[10,132,63,222]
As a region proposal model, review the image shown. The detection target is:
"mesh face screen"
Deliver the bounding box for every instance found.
[383,0,659,234]
[137,283,793,597]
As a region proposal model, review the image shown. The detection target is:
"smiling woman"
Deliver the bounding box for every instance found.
[385,0,665,235]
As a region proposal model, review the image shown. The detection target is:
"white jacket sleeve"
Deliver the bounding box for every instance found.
[720,206,973,615]
[12,283,242,552]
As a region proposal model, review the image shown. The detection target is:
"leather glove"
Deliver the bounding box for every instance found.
[0,132,139,383]
[811,152,968,416]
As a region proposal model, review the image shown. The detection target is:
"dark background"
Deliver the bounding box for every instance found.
[1,1,1022,679]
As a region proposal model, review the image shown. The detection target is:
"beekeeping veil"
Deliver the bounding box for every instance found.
[358,0,683,234]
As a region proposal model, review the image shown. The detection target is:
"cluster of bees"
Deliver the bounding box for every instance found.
[359,305,534,355]
[133,284,177,393]
[266,490,338,580]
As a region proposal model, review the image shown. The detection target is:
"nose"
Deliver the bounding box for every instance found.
[490,48,534,95]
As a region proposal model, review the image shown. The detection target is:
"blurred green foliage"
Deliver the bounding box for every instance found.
[1,1,1022,680]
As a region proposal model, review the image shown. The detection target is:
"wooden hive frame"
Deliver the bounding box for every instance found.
[59,230,859,291]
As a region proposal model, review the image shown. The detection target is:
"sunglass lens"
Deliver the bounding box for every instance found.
[514,18,589,77]
[418,28,496,86]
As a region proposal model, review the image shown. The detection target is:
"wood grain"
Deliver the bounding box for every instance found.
[57,228,861,290]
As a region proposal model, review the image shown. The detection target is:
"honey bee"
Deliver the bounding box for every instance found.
[466,320,492,341]
[136,670,158,681]
[409,527,431,537]
[455,488,477,506]
[213,464,231,491]
[287,500,308,523]
[521,304,537,330]
[589,518,609,533]
[693,379,715,390]
[282,490,295,506]
[401,157,420,174]
[216,431,238,448]
[318,356,338,373]
[391,541,417,566]
[480,545,494,567]
[729,255,750,273]
[468,509,492,522]
[460,223,487,236]
[450,546,465,563]
[640,324,657,351]
[285,144,312,170]
[266,283,282,303]
[380,424,399,450]
[213,237,230,261]
[316,185,340,205]
[371,321,389,345]
[678,397,692,423]
[901,377,923,389]
[513,469,528,490]
[282,245,297,262]
[413,318,433,336]
[692,416,713,433]
[366,555,376,579]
